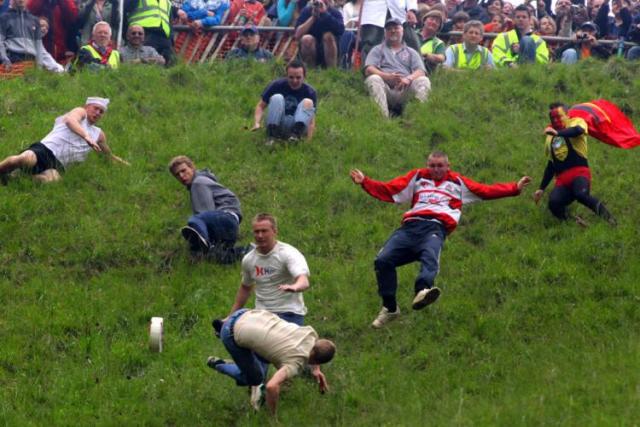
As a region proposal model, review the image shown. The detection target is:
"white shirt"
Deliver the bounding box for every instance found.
[241,241,310,315]
[360,0,418,28]
[41,115,101,168]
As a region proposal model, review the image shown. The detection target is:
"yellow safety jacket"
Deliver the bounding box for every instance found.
[128,0,171,37]
[492,29,549,67]
[77,44,120,69]
[450,43,491,70]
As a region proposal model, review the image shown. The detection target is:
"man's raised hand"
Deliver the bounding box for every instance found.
[350,169,365,184]
[517,176,532,192]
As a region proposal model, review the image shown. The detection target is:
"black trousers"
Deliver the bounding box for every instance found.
[548,176,601,220]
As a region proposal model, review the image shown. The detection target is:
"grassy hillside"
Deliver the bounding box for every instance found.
[0,60,639,426]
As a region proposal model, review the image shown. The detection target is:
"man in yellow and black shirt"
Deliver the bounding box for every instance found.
[533,102,616,226]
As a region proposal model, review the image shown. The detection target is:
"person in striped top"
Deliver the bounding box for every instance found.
[350,150,531,328]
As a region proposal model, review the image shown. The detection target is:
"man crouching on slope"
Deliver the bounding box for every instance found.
[0,97,129,184]
[208,309,335,416]
[350,150,531,328]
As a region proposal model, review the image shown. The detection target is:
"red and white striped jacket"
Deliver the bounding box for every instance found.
[361,168,521,234]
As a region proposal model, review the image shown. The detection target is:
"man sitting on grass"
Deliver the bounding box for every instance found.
[0,97,128,184]
[169,155,245,263]
[251,59,317,144]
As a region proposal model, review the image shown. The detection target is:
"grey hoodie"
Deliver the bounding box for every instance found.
[0,7,63,72]
[189,169,242,222]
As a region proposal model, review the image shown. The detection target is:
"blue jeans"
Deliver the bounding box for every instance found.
[374,220,446,300]
[187,210,238,246]
[265,94,315,138]
[215,309,267,386]
[561,48,579,64]
[518,36,538,64]
[626,46,640,61]
[339,31,355,69]
[214,311,304,385]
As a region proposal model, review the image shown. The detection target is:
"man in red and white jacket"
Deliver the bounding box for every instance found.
[350,150,531,328]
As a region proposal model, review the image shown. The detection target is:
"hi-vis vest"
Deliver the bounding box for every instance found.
[77,45,120,69]
[128,0,171,37]
[420,37,444,55]
[450,44,490,70]
[492,29,549,66]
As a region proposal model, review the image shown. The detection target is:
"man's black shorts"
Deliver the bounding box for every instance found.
[23,142,63,174]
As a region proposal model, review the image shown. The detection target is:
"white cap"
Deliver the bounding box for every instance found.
[85,97,110,111]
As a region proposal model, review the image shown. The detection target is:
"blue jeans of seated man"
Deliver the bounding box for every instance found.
[374,220,446,300]
[517,36,538,63]
[339,31,355,69]
[266,94,315,138]
[561,48,579,64]
[187,210,238,246]
[214,310,304,385]
[627,46,640,60]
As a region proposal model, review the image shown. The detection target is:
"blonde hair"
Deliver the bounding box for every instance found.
[168,155,195,174]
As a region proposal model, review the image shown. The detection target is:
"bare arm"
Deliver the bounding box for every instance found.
[252,100,267,130]
[265,367,289,416]
[310,364,329,393]
[306,117,316,141]
[278,274,310,293]
[295,14,316,39]
[228,283,254,316]
[96,131,131,165]
[64,108,101,151]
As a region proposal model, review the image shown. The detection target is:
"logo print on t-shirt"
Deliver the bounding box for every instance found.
[255,266,276,277]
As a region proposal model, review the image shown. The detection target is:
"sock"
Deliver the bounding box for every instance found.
[382,296,397,313]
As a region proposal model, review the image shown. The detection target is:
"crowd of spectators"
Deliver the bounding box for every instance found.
[2,0,640,74]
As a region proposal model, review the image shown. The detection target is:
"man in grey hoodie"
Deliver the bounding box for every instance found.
[0,0,63,72]
[169,155,244,262]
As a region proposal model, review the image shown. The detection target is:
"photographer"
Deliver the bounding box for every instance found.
[294,0,344,68]
[556,21,611,63]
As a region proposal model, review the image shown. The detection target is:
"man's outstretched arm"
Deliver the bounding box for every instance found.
[265,367,289,416]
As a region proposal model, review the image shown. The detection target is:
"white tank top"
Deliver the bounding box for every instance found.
[40,115,102,168]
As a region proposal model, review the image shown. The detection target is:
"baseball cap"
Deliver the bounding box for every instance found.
[580,21,599,33]
[241,24,258,35]
[384,18,403,29]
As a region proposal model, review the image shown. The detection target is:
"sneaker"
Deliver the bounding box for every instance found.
[596,202,617,226]
[371,306,401,328]
[574,215,589,228]
[181,226,209,253]
[264,138,276,147]
[206,356,226,369]
[211,319,224,337]
[412,287,441,310]
[250,383,266,410]
[287,135,300,144]
[291,121,306,138]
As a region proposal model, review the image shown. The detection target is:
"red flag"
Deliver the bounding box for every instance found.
[568,99,640,149]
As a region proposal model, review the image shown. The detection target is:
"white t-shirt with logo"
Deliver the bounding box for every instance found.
[241,241,310,315]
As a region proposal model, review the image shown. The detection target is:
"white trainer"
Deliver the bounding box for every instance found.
[250,383,266,410]
[371,306,401,328]
[412,287,441,310]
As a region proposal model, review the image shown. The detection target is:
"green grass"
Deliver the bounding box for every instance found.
[1,59,639,426]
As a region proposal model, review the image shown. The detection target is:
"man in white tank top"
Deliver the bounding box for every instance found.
[0,97,128,184]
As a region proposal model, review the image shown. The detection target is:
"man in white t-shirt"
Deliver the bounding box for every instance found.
[0,97,129,184]
[208,309,335,416]
[227,212,310,326]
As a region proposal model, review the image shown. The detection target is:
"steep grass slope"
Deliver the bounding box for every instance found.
[0,60,639,426]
